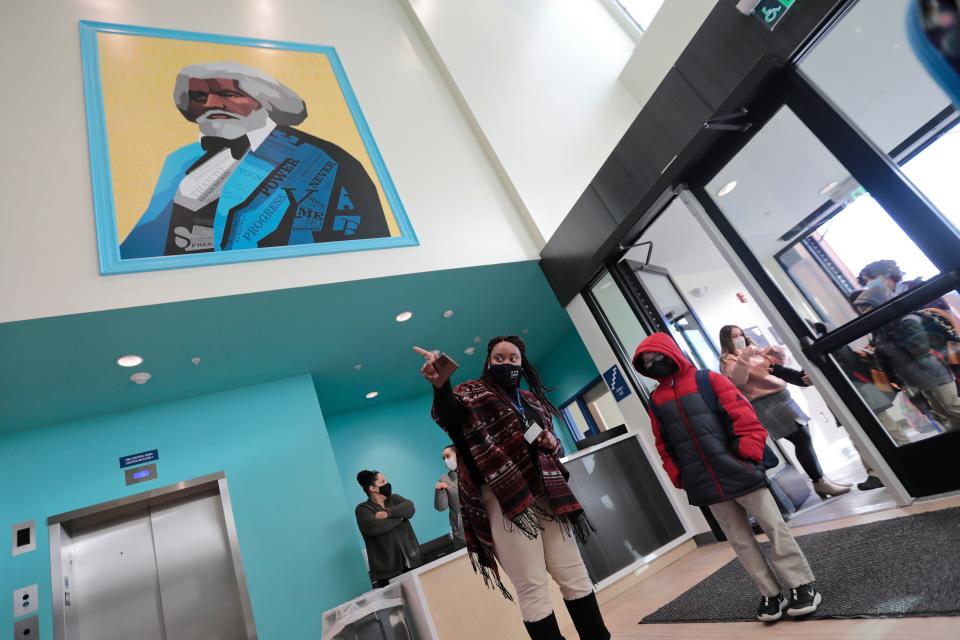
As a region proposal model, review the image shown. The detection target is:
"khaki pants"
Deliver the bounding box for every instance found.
[924,381,960,429]
[709,488,815,597]
[481,485,594,622]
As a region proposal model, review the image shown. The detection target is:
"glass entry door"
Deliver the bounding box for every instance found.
[615,260,720,373]
[680,0,960,497]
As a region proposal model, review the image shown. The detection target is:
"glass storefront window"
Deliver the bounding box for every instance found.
[831,293,960,446]
[799,0,960,233]
[706,106,943,331]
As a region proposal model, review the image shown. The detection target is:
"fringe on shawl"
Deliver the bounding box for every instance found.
[502,505,596,545]
[469,550,514,602]
[563,509,596,545]
[501,504,551,539]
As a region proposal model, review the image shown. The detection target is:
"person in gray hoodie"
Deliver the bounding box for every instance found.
[434,445,465,545]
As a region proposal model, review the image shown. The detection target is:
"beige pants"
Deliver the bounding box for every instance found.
[924,381,960,428]
[481,484,594,622]
[709,488,815,597]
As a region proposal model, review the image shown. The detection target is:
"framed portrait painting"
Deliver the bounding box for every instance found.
[79,21,417,274]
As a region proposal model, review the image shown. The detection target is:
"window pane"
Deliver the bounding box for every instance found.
[901,123,960,232]
[564,402,592,438]
[614,0,664,31]
[583,381,627,431]
[799,0,952,155]
[590,272,657,394]
[800,0,960,233]
[706,106,942,330]
[831,293,960,446]
[634,270,720,371]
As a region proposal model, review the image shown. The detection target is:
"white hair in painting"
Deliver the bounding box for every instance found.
[173,62,307,126]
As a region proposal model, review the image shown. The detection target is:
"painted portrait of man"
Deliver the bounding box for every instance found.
[119,62,389,259]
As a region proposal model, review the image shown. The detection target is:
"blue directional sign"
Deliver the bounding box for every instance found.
[120,449,159,469]
[603,365,632,402]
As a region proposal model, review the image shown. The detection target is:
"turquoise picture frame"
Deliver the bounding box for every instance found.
[79,21,418,275]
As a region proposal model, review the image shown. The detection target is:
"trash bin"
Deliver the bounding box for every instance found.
[322,583,417,640]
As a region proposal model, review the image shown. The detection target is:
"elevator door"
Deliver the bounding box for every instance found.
[65,488,248,640]
[151,492,247,639]
[71,508,166,640]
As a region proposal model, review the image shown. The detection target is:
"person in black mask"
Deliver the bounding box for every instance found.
[355,469,421,587]
[415,336,609,640]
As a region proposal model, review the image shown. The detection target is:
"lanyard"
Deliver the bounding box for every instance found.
[510,389,530,426]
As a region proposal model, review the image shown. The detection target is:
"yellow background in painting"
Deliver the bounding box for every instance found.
[97,32,399,242]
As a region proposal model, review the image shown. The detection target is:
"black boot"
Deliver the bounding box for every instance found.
[564,592,611,639]
[523,612,566,640]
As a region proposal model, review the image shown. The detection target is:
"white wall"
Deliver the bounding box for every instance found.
[405,0,642,242]
[565,295,710,536]
[0,0,539,322]
[619,0,718,106]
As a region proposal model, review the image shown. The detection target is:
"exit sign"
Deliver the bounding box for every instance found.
[753,0,797,30]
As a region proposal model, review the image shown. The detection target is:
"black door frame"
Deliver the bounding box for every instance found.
[678,64,960,498]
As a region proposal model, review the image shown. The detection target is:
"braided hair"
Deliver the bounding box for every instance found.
[481,335,562,419]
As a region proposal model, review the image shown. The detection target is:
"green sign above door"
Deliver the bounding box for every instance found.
[753,0,797,30]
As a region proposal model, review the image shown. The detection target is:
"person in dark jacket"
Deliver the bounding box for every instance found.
[633,333,821,622]
[355,470,421,587]
[854,262,960,429]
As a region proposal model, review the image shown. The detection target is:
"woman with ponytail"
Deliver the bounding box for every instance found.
[414,336,609,640]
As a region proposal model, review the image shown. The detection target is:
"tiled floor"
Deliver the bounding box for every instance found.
[561,494,960,639]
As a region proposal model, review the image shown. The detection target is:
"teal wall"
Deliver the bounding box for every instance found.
[538,328,603,451]
[326,328,601,543]
[0,375,369,639]
[0,329,601,638]
[327,394,455,544]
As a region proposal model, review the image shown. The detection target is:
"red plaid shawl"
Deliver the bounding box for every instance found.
[432,379,593,599]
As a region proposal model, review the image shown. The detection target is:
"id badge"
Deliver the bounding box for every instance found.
[523,421,544,444]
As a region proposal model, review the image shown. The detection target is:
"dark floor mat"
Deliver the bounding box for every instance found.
[642,507,960,623]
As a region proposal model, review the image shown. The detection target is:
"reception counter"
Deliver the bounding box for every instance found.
[390,433,696,640]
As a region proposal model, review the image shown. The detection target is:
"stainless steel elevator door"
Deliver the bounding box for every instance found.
[150,491,247,640]
[71,508,166,640]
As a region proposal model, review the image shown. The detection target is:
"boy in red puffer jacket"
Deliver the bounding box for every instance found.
[633,333,821,622]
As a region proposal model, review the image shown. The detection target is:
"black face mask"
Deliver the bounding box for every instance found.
[489,363,522,388]
[377,483,392,499]
[641,354,678,378]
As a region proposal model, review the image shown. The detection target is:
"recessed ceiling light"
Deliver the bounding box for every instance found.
[130,372,151,384]
[116,355,143,368]
[365,391,379,399]
[522,328,529,334]
[716,180,737,197]
[354,364,363,370]
[818,180,840,196]
[473,336,482,344]
[191,357,201,365]
[464,347,476,356]
[442,310,454,318]
[395,311,413,322]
